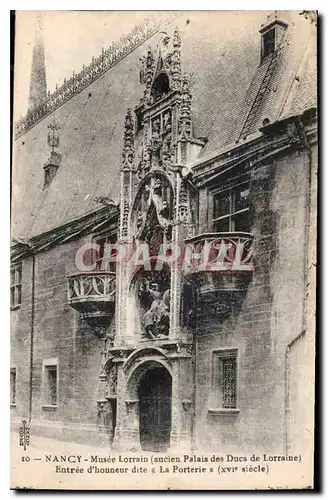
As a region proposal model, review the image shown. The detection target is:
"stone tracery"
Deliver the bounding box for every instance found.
[118,25,202,345]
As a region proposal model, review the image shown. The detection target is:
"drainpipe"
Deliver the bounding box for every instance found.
[284,118,312,453]
[191,285,197,453]
[28,251,36,426]
[285,329,306,454]
[14,238,35,426]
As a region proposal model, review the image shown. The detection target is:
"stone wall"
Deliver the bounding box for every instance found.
[10,142,316,451]
[10,236,112,443]
[194,146,311,454]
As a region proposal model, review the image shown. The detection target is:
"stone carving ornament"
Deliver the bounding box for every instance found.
[138,278,170,339]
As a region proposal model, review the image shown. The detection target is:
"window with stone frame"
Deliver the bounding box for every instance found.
[212,349,238,409]
[91,235,117,273]
[10,368,16,405]
[43,362,58,407]
[10,264,22,309]
[213,182,250,232]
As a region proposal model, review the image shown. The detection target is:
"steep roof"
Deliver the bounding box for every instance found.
[12,11,316,240]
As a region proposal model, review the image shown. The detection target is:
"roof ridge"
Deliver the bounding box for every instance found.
[14,13,181,140]
[277,29,316,120]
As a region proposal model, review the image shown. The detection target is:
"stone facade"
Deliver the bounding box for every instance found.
[11,11,317,455]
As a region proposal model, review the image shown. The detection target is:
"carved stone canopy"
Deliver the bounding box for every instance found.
[139,28,182,106]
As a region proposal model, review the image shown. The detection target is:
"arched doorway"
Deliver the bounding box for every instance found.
[138,366,172,452]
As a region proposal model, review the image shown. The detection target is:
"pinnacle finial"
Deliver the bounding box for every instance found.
[173,26,181,48]
[124,108,133,127]
[182,72,190,88]
[122,109,134,169]
[28,12,47,110]
[36,12,43,32]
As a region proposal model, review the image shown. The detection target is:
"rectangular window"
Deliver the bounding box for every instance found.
[213,182,250,232]
[43,362,58,407]
[10,264,22,309]
[213,349,238,409]
[10,368,16,405]
[93,236,117,273]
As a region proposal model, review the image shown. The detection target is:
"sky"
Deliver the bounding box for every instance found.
[13,11,162,122]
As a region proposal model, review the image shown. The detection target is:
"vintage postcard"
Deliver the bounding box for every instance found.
[11,10,317,490]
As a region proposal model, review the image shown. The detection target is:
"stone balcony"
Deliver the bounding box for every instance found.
[67,271,116,325]
[183,232,254,312]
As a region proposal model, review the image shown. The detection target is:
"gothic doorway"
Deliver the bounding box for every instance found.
[138,366,172,452]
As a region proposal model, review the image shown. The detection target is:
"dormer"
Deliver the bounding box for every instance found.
[259,11,288,62]
[44,152,61,188]
[44,121,61,188]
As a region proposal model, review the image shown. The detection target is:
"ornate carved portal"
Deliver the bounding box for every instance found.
[115,26,205,347]
[107,25,203,450]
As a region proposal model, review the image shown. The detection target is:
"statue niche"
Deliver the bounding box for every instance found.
[133,173,173,241]
[138,272,170,340]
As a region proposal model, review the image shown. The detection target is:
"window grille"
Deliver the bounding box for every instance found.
[213,349,238,409]
[222,357,237,409]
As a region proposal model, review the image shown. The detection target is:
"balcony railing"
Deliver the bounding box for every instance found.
[183,232,254,305]
[184,232,254,274]
[67,271,116,325]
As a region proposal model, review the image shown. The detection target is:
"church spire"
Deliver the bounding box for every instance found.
[28,13,47,110]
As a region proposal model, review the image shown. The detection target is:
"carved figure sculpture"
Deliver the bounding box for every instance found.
[139,281,170,339]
